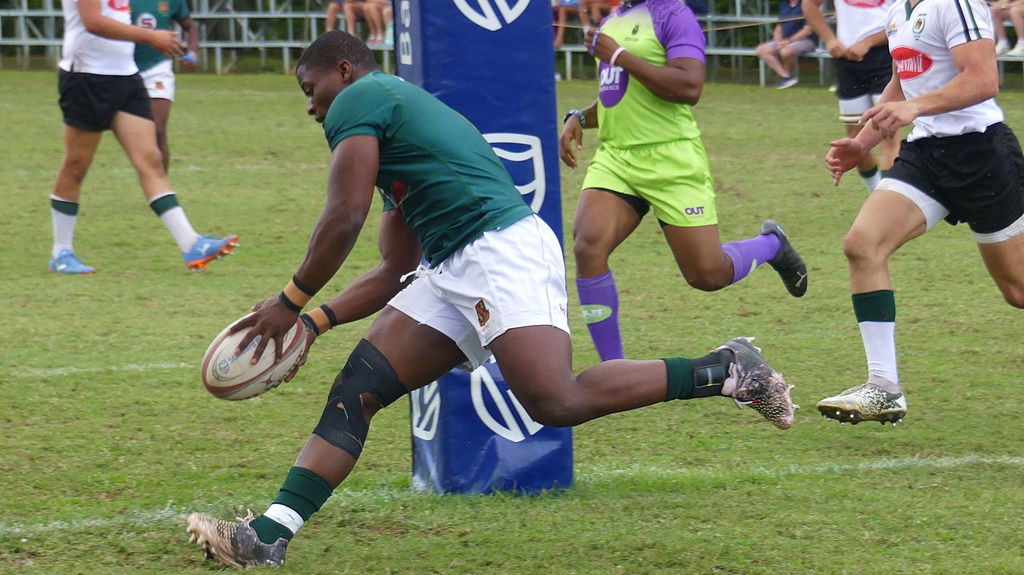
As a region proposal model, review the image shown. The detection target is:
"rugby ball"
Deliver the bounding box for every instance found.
[200,313,307,400]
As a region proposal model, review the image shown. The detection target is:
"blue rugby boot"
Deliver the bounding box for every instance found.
[48,249,96,274]
[183,234,239,270]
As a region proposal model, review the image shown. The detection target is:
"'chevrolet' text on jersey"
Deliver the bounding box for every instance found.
[61,0,138,75]
[835,0,896,47]
[885,0,1003,140]
[322,71,534,266]
[595,0,706,147]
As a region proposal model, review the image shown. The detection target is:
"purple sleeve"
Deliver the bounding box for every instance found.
[653,0,706,62]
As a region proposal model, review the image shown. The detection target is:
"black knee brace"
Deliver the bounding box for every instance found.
[312,339,408,458]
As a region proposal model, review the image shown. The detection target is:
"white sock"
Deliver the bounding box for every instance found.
[859,320,899,387]
[149,192,200,252]
[51,194,77,258]
[997,39,1010,49]
[862,171,881,192]
[263,504,304,536]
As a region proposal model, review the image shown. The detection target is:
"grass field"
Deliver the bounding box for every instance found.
[2,69,1024,574]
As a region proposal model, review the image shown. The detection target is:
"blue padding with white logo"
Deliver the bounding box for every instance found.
[394,0,563,245]
[410,361,574,494]
[396,0,573,494]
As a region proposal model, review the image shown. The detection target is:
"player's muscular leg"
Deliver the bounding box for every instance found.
[110,111,172,200]
[150,98,172,172]
[663,224,733,291]
[296,307,465,487]
[978,233,1024,309]
[843,189,927,293]
[53,125,103,202]
[488,325,667,427]
[573,188,642,278]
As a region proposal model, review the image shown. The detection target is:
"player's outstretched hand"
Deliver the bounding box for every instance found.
[861,101,918,140]
[825,138,866,187]
[148,30,184,58]
[230,296,299,364]
[559,118,583,168]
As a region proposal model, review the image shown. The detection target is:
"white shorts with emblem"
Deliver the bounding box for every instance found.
[389,214,570,370]
[139,59,176,101]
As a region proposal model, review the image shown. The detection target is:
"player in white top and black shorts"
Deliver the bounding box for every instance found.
[803,0,903,191]
[813,0,1024,424]
[51,0,237,274]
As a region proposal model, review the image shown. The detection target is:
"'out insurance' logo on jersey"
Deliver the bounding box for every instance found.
[453,0,531,31]
[892,46,932,80]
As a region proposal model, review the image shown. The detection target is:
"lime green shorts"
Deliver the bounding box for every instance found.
[581,138,718,227]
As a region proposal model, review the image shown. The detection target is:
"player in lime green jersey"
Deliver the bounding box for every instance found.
[560,0,808,363]
[131,0,198,172]
[184,31,797,568]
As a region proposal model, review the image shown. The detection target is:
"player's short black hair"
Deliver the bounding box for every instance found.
[297,31,380,73]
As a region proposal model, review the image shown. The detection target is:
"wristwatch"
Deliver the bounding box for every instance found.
[562,109,586,128]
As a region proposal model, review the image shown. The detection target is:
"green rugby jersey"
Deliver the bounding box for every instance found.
[322,71,534,266]
[596,0,707,146]
[131,0,189,72]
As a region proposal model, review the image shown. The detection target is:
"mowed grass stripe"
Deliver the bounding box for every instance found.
[3,454,1022,537]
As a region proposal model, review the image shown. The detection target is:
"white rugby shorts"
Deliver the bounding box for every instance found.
[389,214,570,370]
[140,59,176,101]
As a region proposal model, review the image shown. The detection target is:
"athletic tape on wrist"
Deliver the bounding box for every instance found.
[281,278,314,312]
[303,306,333,335]
[278,292,303,313]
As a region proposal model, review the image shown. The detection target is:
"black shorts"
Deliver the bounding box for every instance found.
[887,123,1024,234]
[834,45,892,99]
[58,69,153,132]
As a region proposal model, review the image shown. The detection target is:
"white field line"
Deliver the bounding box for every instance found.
[2,455,1023,538]
[13,362,192,378]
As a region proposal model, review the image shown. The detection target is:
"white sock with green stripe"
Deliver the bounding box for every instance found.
[149,191,199,252]
[51,194,78,258]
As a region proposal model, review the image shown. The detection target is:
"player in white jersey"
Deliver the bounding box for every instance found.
[50,0,237,274]
[803,0,902,191]
[814,0,1024,425]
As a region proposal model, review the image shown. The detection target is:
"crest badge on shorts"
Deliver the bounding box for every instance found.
[475,298,490,327]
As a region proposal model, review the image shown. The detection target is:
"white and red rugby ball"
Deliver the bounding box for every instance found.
[201,313,307,400]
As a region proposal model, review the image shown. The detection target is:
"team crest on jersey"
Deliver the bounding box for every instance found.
[159,1,169,14]
[892,46,932,80]
[475,299,490,327]
[632,24,639,35]
[913,15,926,36]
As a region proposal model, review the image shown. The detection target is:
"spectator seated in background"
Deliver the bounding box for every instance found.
[553,0,592,49]
[755,0,818,88]
[991,0,1024,55]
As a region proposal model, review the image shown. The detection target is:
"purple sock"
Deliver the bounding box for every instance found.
[576,271,624,361]
[722,233,782,285]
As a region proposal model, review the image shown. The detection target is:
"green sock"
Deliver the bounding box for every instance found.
[251,467,334,544]
[852,289,896,322]
[663,351,729,401]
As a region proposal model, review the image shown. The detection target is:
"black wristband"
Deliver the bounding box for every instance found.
[320,304,339,327]
[299,313,320,336]
[278,291,303,313]
[291,274,316,298]
[562,109,585,128]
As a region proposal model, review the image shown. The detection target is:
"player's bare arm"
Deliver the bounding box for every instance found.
[802,0,845,57]
[179,16,199,70]
[877,38,999,125]
[236,135,380,362]
[559,99,598,168]
[826,68,904,185]
[586,26,702,104]
[78,0,182,57]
